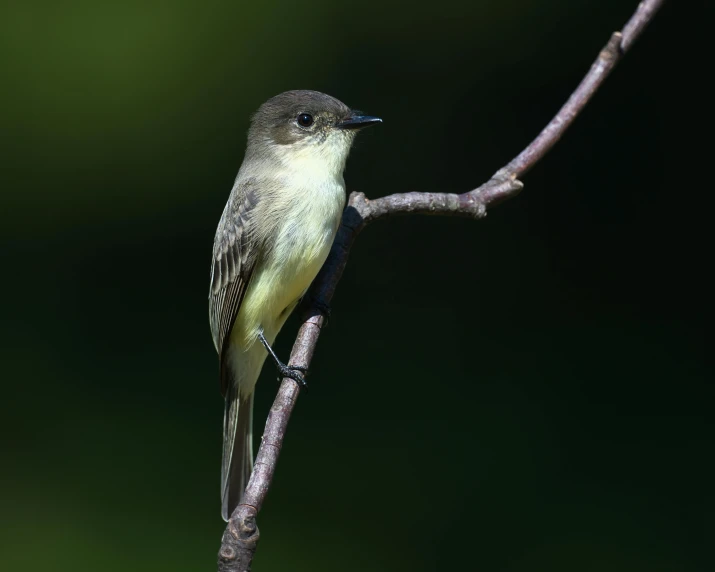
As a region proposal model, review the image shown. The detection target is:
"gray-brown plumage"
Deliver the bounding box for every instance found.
[209,90,381,521]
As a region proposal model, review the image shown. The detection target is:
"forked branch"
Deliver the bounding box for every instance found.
[218,1,666,569]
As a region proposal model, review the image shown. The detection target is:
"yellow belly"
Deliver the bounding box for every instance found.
[227,196,342,396]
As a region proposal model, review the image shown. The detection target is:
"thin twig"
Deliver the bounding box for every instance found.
[217,1,666,569]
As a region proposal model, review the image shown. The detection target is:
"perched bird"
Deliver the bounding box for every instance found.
[209,90,381,521]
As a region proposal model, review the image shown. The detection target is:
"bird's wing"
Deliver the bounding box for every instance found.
[209,177,260,397]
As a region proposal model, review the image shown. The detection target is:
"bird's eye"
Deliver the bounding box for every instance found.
[297,113,314,127]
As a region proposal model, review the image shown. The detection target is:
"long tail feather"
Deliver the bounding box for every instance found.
[221,388,254,522]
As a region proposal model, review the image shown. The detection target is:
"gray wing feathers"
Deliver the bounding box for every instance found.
[209,178,259,396]
[209,177,260,521]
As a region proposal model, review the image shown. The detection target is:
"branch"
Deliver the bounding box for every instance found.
[217,1,665,569]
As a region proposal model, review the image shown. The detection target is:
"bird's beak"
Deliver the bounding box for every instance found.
[336,113,382,130]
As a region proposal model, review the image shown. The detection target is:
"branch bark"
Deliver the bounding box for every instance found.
[217,1,665,569]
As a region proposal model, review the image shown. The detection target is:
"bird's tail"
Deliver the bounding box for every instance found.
[221,386,254,522]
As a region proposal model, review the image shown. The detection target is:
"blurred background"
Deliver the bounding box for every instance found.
[0,0,709,570]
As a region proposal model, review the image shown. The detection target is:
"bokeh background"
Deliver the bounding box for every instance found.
[1,0,709,570]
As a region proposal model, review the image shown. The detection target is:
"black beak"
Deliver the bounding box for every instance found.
[336,113,382,130]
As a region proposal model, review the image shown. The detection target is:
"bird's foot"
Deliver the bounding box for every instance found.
[277,364,309,390]
[258,331,309,391]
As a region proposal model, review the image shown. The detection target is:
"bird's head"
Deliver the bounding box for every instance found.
[247,90,381,175]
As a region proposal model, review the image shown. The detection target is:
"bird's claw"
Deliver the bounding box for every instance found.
[277,364,308,390]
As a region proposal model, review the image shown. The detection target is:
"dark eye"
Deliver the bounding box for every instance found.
[297,113,314,127]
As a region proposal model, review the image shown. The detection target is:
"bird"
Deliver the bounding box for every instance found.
[209,90,381,521]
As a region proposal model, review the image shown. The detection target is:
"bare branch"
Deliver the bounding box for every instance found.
[217,1,666,569]
[504,1,666,179]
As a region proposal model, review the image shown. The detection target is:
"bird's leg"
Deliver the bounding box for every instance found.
[258,331,308,390]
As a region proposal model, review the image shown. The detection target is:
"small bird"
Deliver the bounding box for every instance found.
[209,90,381,521]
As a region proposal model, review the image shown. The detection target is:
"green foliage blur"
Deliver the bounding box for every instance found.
[1,0,708,570]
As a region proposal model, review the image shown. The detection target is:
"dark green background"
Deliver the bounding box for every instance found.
[1,0,709,570]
